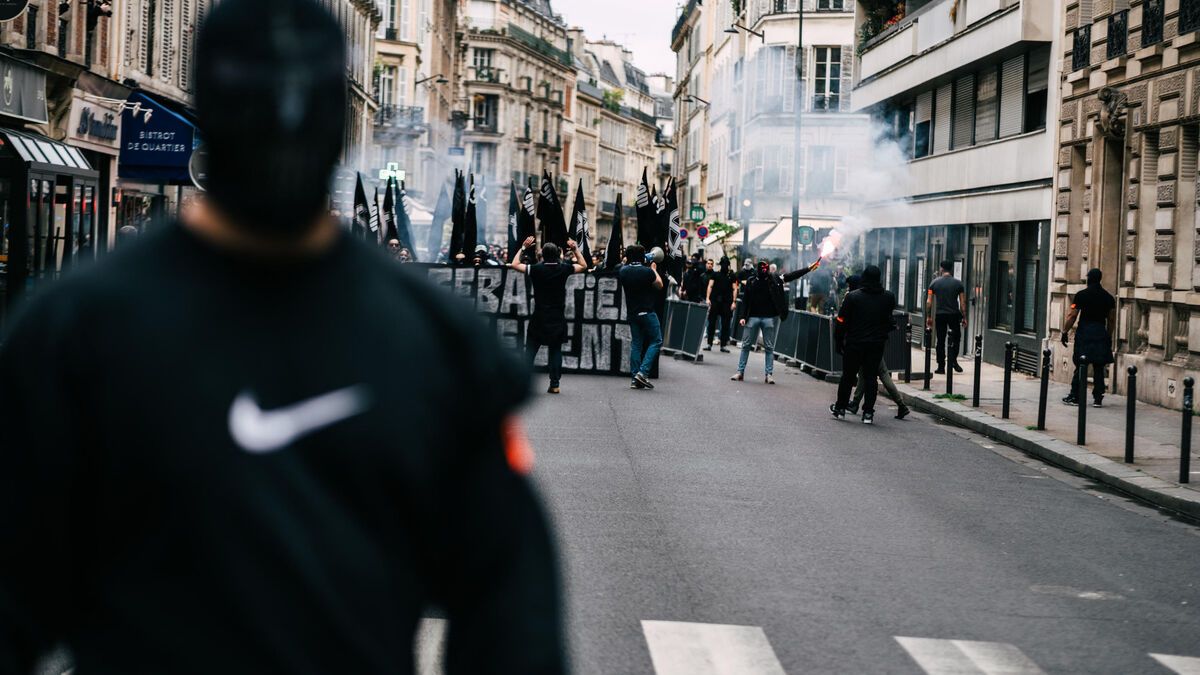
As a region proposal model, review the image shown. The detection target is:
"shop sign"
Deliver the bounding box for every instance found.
[0,1,29,22]
[119,92,197,176]
[67,94,121,154]
[0,54,47,124]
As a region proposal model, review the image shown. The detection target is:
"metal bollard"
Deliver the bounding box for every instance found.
[1181,377,1194,484]
[1125,366,1138,463]
[1002,342,1014,419]
[1077,355,1088,446]
[972,334,983,407]
[904,322,913,384]
[946,350,955,395]
[1037,348,1051,431]
[923,325,932,391]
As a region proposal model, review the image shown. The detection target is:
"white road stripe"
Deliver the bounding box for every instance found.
[641,620,786,675]
[895,637,1045,675]
[1151,654,1200,674]
[415,617,447,675]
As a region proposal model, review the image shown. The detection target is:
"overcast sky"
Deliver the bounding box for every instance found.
[552,0,679,76]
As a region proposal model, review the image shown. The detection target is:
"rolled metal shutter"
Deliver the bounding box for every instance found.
[998,55,1025,138]
[953,73,975,149]
[975,67,998,143]
[934,84,952,154]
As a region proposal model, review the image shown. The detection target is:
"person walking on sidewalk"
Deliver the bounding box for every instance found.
[619,244,664,390]
[1061,267,1117,408]
[511,236,589,394]
[927,260,967,375]
[831,265,898,425]
[732,260,791,384]
[839,275,911,420]
[704,256,738,352]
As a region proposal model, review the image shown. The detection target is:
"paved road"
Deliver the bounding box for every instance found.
[518,347,1200,674]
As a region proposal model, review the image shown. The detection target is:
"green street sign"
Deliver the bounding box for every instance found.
[797,225,815,246]
[689,204,706,222]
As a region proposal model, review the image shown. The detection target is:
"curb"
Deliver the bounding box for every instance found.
[896,387,1200,522]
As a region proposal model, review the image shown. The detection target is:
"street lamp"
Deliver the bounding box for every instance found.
[684,95,710,107]
[727,23,765,43]
[416,74,449,86]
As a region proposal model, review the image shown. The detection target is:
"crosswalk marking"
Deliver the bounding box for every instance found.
[895,637,1045,674]
[415,618,447,675]
[1151,654,1200,674]
[641,620,786,675]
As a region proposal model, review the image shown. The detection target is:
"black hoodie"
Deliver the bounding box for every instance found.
[835,278,896,347]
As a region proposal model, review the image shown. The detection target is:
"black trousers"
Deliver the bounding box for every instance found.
[527,341,563,387]
[707,303,733,346]
[1071,363,1107,400]
[935,313,962,368]
[836,342,887,414]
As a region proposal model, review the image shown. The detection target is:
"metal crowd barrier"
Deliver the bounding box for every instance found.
[662,300,709,361]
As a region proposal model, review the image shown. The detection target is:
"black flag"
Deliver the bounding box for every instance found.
[635,167,656,247]
[449,171,466,261]
[427,184,450,260]
[397,180,418,261]
[382,178,399,244]
[353,173,372,241]
[507,182,519,259]
[604,193,624,271]
[464,181,478,261]
[517,186,537,244]
[371,187,382,243]
[664,176,681,258]
[568,179,591,263]
[537,170,569,249]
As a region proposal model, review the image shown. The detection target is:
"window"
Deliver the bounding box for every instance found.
[386,0,396,30]
[897,257,908,307]
[833,147,848,192]
[974,67,998,143]
[817,0,845,9]
[1183,0,1200,35]
[914,91,932,158]
[1072,25,1091,71]
[25,3,37,49]
[471,143,495,175]
[1143,0,1164,47]
[1017,222,1041,333]
[1024,47,1049,133]
[397,66,408,107]
[808,146,834,195]
[993,223,1016,330]
[933,84,952,153]
[998,55,1024,137]
[473,94,498,131]
[378,66,396,106]
[1107,9,1128,59]
[813,47,841,112]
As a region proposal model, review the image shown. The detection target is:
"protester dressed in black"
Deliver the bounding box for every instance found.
[704,257,737,351]
[511,236,589,393]
[618,245,665,390]
[0,2,565,672]
[681,258,706,302]
[832,265,898,425]
[1062,268,1117,407]
[926,260,967,374]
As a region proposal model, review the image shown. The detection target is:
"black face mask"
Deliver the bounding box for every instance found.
[195,0,347,238]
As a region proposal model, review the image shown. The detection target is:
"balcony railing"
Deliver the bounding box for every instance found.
[375,105,426,129]
[507,23,573,68]
[469,66,503,84]
[671,0,700,46]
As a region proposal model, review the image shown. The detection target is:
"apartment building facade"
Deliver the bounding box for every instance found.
[852,0,1061,367]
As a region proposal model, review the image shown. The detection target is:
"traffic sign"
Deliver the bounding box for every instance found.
[797,225,815,246]
[697,225,709,239]
[689,204,706,222]
[680,228,689,239]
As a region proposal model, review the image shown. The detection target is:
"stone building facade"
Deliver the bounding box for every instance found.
[1054,0,1200,407]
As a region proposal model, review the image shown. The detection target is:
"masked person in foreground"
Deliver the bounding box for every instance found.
[0,1,565,672]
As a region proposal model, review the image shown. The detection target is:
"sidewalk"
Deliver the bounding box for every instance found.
[891,346,1200,520]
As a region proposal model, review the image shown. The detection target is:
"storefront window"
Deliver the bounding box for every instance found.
[993,223,1016,330]
[1017,221,1041,334]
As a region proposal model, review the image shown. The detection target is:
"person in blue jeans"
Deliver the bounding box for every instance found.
[618,244,665,390]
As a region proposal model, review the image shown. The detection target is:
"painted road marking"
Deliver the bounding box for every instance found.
[416,617,447,675]
[896,637,1045,674]
[642,620,786,675]
[1151,654,1200,674]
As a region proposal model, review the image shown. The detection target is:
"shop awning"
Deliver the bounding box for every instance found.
[118,92,200,184]
[0,128,94,173]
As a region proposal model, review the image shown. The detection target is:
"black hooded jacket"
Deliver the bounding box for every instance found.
[835,282,897,348]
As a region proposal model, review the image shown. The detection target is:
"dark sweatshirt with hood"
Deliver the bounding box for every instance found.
[835,266,896,348]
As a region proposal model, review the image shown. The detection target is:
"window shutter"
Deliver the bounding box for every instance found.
[137,0,150,71]
[1078,0,1094,24]
[998,55,1025,137]
[1112,0,1129,10]
[839,45,853,111]
[179,0,193,90]
[123,0,138,66]
[159,0,175,82]
[974,67,998,143]
[834,147,847,192]
[784,45,797,112]
[952,73,975,149]
[933,84,952,154]
[916,90,932,123]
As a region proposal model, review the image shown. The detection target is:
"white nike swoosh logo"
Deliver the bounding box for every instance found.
[228,386,371,454]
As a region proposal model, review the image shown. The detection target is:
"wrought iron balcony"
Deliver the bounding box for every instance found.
[375,105,426,129]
